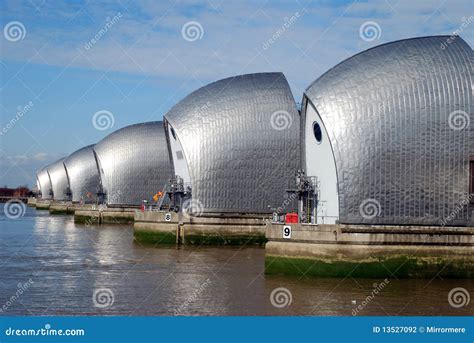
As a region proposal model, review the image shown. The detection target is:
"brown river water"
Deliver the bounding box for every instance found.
[0,205,472,316]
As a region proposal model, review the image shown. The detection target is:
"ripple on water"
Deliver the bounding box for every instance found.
[0,205,472,316]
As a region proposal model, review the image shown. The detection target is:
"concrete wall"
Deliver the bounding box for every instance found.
[74,208,135,224]
[265,223,474,278]
[27,197,36,207]
[35,200,51,210]
[134,211,267,245]
[266,223,474,246]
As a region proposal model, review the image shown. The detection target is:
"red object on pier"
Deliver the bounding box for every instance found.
[285,212,298,224]
[140,204,145,212]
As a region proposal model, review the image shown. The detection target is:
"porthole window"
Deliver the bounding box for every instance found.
[170,127,177,140]
[313,121,322,144]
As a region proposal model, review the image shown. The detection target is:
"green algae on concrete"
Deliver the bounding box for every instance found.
[134,211,267,246]
[134,229,177,245]
[49,206,74,215]
[183,233,267,246]
[74,210,134,225]
[102,214,134,225]
[265,255,474,279]
[74,213,100,225]
[49,208,70,215]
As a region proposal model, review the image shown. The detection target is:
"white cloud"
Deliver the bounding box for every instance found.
[0,152,57,166]
[1,0,471,98]
[33,152,48,161]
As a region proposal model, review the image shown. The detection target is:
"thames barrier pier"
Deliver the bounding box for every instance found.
[31,36,474,278]
[134,211,266,245]
[265,223,474,278]
[35,199,51,210]
[26,197,36,207]
[74,207,135,225]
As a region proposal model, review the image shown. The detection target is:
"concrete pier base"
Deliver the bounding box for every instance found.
[49,202,75,214]
[265,223,474,278]
[75,209,101,225]
[74,207,136,225]
[133,211,179,244]
[27,197,37,207]
[47,202,98,215]
[134,211,267,246]
[35,200,51,210]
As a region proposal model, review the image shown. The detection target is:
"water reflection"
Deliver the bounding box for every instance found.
[0,205,472,316]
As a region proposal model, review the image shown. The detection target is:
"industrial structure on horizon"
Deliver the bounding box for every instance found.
[35,36,474,227]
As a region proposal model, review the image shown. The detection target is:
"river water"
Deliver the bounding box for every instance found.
[0,205,472,316]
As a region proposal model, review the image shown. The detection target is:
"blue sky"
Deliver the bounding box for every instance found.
[0,0,472,187]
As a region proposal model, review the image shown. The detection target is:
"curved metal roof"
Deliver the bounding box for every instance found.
[93,121,173,206]
[304,36,473,226]
[47,158,70,201]
[164,72,300,213]
[37,168,53,200]
[63,145,102,203]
